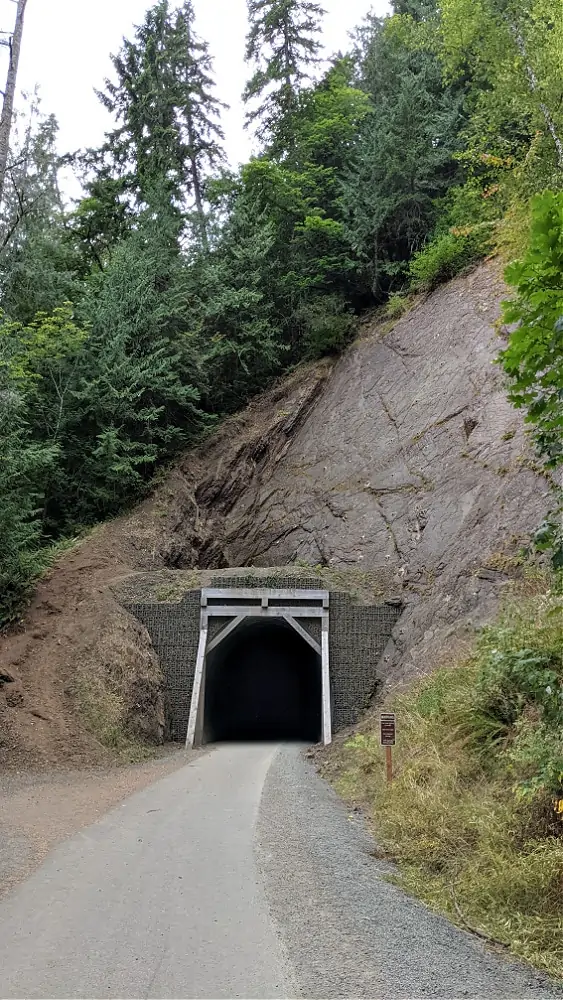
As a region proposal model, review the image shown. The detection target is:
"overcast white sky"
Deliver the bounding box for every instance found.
[0,0,390,174]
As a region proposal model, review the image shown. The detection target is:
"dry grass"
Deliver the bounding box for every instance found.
[321,582,563,981]
[73,607,165,762]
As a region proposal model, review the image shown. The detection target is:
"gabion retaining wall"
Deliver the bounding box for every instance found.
[126,575,402,742]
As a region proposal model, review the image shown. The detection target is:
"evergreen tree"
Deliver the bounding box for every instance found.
[244,0,325,147]
[62,196,208,527]
[0,317,57,625]
[95,0,225,242]
[0,100,81,322]
[343,13,464,296]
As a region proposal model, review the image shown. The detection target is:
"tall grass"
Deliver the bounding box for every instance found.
[325,582,563,980]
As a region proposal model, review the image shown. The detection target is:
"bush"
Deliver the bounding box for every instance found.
[499,191,563,573]
[475,589,563,801]
[409,225,494,291]
[0,326,58,626]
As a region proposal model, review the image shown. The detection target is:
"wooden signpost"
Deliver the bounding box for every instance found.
[380,712,396,783]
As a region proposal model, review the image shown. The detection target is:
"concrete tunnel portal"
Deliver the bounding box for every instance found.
[203,618,322,743]
[126,579,405,744]
[187,588,332,748]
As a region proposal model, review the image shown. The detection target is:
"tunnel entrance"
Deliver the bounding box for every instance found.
[203,618,322,743]
[186,587,332,747]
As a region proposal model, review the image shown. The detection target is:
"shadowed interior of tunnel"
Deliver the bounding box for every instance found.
[203,618,322,743]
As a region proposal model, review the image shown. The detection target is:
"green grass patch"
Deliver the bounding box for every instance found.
[324,582,563,980]
[409,224,495,292]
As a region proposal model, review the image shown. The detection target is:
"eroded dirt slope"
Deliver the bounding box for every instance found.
[0,264,550,767]
[0,364,332,768]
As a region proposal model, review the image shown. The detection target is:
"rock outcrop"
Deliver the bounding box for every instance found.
[169,263,550,686]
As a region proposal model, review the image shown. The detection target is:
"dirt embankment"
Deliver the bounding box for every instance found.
[0,363,332,769]
[0,263,550,769]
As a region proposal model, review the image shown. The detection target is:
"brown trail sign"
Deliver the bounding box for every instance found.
[380,712,396,783]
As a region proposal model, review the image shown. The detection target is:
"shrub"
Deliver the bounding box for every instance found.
[297,294,355,358]
[409,225,494,291]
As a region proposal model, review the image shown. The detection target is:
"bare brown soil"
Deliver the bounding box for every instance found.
[0,362,330,771]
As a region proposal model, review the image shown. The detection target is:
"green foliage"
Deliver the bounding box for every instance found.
[0,103,82,324]
[474,587,563,799]
[410,224,493,289]
[244,0,325,145]
[293,293,355,357]
[498,192,563,570]
[343,11,465,295]
[500,191,563,466]
[440,0,563,173]
[63,205,207,527]
[477,646,562,727]
[0,322,57,625]
[328,582,563,980]
[1,0,562,623]
[94,0,226,243]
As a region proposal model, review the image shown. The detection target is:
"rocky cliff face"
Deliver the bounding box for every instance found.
[169,263,550,686]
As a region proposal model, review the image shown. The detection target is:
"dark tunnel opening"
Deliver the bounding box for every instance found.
[203,618,322,743]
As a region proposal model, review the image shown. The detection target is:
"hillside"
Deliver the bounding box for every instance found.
[0,261,550,768]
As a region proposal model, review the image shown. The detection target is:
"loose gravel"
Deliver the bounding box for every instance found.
[256,745,563,999]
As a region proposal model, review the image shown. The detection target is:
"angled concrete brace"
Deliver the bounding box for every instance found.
[281,614,321,654]
[206,615,246,654]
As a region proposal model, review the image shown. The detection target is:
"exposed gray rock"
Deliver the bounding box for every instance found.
[209,264,550,686]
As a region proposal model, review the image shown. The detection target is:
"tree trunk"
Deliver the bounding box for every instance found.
[189,151,208,249]
[283,14,293,105]
[0,0,28,209]
[507,18,563,169]
[186,108,208,250]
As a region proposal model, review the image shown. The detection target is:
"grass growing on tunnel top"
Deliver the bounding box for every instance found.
[324,577,563,981]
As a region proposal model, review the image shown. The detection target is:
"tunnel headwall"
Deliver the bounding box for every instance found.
[125,574,402,741]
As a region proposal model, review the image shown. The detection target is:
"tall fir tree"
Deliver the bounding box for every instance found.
[244,0,325,148]
[343,12,464,296]
[93,0,225,244]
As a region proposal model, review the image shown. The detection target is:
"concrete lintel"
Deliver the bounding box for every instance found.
[202,588,329,603]
[205,605,326,618]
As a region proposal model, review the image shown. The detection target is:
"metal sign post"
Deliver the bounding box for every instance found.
[380,712,396,783]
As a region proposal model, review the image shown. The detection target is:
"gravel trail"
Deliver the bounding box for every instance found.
[0,745,296,1000]
[0,743,560,999]
[256,745,562,999]
[0,749,192,898]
